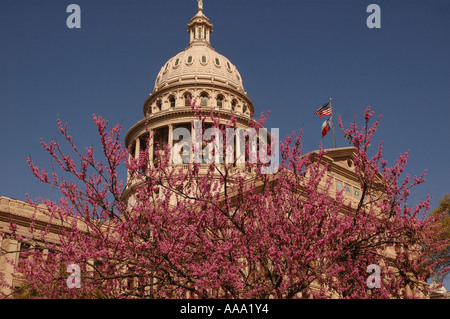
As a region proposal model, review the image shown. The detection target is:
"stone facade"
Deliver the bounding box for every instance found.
[0,197,63,296]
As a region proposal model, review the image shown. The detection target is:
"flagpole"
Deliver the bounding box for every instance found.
[330,98,336,148]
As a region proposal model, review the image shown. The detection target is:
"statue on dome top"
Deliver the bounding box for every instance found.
[198,0,203,10]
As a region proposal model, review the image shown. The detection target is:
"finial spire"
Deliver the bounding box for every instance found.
[187,0,212,47]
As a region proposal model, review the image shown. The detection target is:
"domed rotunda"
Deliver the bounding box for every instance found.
[125,2,255,175]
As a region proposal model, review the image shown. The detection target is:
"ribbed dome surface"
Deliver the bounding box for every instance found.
[153,8,245,93]
[154,45,245,92]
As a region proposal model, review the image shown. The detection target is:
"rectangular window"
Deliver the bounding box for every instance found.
[19,242,31,260]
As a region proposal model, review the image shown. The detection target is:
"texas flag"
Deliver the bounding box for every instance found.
[321,117,332,138]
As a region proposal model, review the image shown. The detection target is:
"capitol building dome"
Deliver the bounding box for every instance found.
[139,5,254,119]
[154,43,245,94]
[154,9,245,94]
[124,2,256,186]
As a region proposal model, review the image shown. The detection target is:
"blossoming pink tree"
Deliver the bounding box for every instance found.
[1,105,447,299]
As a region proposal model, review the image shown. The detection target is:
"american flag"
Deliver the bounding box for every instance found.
[315,101,332,119]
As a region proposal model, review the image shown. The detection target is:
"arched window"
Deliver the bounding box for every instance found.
[216,95,224,108]
[184,93,191,106]
[156,100,162,112]
[231,100,237,112]
[169,96,176,108]
[200,93,208,106]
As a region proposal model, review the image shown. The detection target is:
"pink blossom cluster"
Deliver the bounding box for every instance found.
[0,105,447,299]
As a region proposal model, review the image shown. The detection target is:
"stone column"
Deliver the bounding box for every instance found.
[134,137,140,159]
[0,238,19,296]
[191,121,202,164]
[127,154,131,181]
[148,129,154,167]
[235,128,242,165]
[168,125,173,164]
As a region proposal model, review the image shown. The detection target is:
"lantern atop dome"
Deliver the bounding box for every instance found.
[187,1,213,48]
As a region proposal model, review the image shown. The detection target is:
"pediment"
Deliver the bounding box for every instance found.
[308,147,357,170]
[308,146,383,185]
[322,147,357,172]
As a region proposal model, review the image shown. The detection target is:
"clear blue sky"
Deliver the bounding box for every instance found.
[1,1,449,288]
